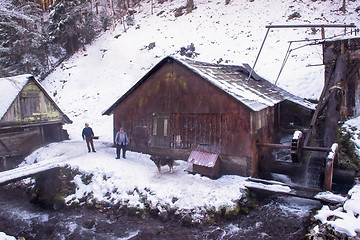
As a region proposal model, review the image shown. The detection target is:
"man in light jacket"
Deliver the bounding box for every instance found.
[115,128,129,159]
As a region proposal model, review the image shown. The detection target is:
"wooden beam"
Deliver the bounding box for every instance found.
[0,139,11,153]
[266,24,356,29]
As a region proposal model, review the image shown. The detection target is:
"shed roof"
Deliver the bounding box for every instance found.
[0,74,31,119]
[179,57,315,111]
[0,74,72,124]
[103,56,315,115]
[188,150,220,168]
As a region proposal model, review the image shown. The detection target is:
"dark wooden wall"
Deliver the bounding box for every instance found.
[112,59,277,176]
[0,123,64,158]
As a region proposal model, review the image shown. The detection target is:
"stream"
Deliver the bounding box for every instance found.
[0,185,322,240]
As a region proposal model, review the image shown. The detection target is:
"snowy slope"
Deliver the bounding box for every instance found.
[42,0,360,142]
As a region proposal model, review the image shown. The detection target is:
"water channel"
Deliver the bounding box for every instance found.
[0,184,322,240]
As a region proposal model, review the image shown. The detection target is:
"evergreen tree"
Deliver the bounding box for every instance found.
[0,0,143,78]
[48,0,96,54]
[0,0,56,77]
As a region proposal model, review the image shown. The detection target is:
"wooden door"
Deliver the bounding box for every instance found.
[150,114,169,148]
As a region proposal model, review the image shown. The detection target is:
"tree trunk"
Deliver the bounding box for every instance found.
[109,0,116,30]
[122,16,127,32]
[151,0,153,15]
[187,0,194,13]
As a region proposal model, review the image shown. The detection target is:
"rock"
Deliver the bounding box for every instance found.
[207,228,225,239]
[158,210,169,222]
[224,205,240,220]
[180,213,193,227]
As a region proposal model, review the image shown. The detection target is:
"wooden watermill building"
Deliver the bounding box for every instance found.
[0,74,72,159]
[103,56,314,177]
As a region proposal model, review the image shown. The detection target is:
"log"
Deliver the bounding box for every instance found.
[323,55,346,148]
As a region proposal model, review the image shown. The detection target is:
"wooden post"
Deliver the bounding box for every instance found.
[248,28,270,80]
[1,156,6,170]
[40,125,46,144]
[323,143,338,191]
[321,26,325,65]
[323,55,346,147]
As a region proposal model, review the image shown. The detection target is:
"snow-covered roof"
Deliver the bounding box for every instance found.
[0,74,32,119]
[188,150,219,168]
[177,57,315,111]
[103,56,315,115]
[0,74,72,123]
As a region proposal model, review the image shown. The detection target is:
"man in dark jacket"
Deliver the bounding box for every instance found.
[82,123,96,153]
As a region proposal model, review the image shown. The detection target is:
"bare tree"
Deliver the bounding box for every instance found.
[151,0,153,15]
[109,0,116,29]
[339,0,346,13]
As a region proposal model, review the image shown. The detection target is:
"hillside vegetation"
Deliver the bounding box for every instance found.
[1,0,359,81]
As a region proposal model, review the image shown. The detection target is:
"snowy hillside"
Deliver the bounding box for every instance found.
[41,0,360,142]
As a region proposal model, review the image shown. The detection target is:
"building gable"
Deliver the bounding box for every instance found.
[103,56,314,115]
[0,76,71,127]
[111,58,252,116]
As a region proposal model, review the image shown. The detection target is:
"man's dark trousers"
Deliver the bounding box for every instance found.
[116,143,126,158]
[86,137,95,152]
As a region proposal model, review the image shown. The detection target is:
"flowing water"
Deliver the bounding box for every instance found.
[0,186,321,240]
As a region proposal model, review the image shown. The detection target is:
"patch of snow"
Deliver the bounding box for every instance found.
[293,131,303,140]
[345,116,360,157]
[244,181,291,193]
[327,143,339,160]
[315,184,360,237]
[314,191,347,203]
[0,232,16,240]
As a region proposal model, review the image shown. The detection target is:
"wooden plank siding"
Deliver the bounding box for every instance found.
[112,59,274,176]
[1,80,63,127]
[0,127,42,157]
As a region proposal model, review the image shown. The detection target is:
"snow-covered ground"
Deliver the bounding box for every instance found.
[4,0,360,238]
[21,141,251,221]
[0,232,16,240]
[314,183,360,237]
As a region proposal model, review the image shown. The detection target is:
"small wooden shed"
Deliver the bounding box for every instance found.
[103,56,314,177]
[188,150,222,179]
[0,74,72,159]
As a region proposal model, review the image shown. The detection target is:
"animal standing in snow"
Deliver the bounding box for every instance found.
[82,123,96,153]
[150,155,176,173]
[115,128,129,159]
